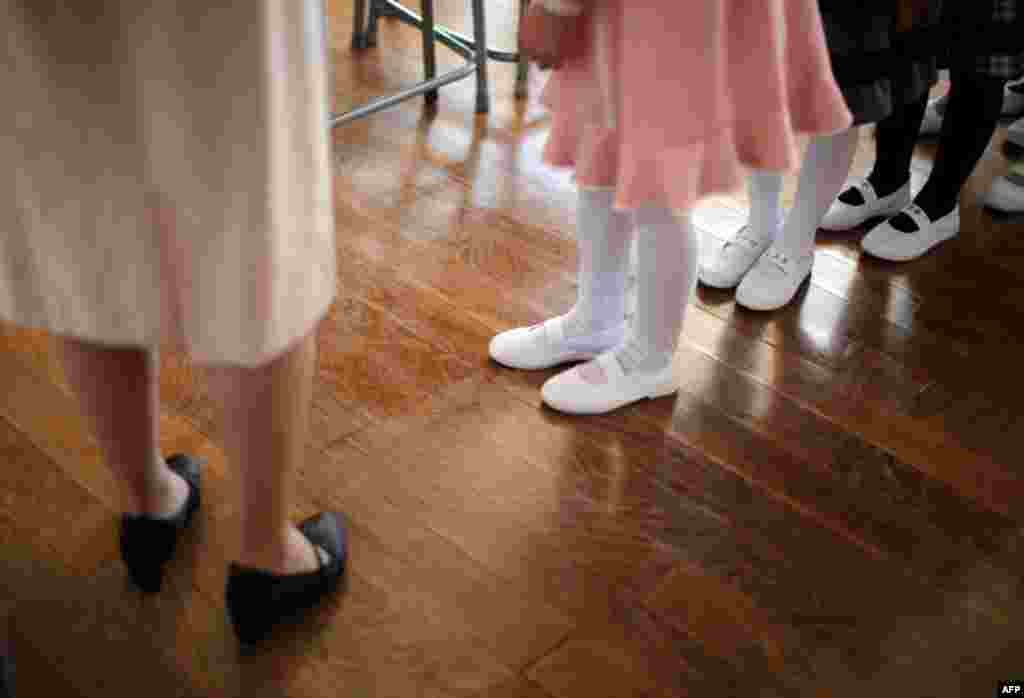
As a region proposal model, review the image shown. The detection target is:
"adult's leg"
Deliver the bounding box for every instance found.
[59,340,189,517]
[204,329,323,575]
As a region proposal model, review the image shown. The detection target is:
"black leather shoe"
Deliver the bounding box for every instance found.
[0,654,14,698]
[226,511,347,645]
[119,453,203,593]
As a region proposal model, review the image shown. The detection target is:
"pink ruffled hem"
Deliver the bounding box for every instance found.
[542,111,803,212]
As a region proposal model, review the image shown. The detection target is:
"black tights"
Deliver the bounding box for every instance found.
[839,70,1006,227]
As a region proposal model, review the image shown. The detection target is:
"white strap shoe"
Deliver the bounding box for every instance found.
[488,316,626,370]
[820,178,911,231]
[698,221,777,290]
[735,245,813,312]
[1003,78,1024,117]
[861,203,960,262]
[984,161,1024,214]
[540,352,679,415]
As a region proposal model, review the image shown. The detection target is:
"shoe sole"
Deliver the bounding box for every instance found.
[697,275,741,290]
[542,385,679,415]
[490,350,601,371]
[862,228,958,262]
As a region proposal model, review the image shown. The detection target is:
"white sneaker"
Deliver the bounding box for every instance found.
[698,221,777,290]
[735,245,814,312]
[1003,79,1024,117]
[1005,116,1024,155]
[540,351,678,415]
[983,161,1024,214]
[820,178,912,231]
[919,94,948,136]
[861,203,960,262]
[488,316,626,370]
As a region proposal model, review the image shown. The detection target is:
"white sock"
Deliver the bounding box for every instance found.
[614,204,698,375]
[774,129,859,257]
[748,169,784,241]
[562,187,633,342]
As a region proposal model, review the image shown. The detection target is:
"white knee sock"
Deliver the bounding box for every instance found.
[615,204,698,375]
[774,129,859,257]
[562,187,633,340]
[748,169,785,241]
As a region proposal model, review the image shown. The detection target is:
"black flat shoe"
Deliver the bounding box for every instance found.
[226,511,347,646]
[0,654,14,698]
[119,453,203,593]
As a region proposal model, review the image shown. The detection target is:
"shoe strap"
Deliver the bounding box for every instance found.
[762,246,809,274]
[899,204,932,232]
[730,225,767,250]
[543,316,567,346]
[850,178,879,204]
[593,350,626,383]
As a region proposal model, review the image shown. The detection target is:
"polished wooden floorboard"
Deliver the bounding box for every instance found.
[2,2,1024,695]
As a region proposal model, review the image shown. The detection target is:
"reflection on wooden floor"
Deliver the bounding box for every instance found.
[3,2,1024,696]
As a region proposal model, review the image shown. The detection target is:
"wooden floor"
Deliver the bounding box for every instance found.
[3,3,1024,696]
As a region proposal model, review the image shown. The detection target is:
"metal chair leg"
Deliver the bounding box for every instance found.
[352,0,370,49]
[515,0,530,98]
[471,0,490,114]
[366,0,381,47]
[422,0,438,106]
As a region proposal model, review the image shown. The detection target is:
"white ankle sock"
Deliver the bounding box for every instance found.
[562,187,633,340]
[748,169,784,240]
[614,204,698,375]
[775,129,859,257]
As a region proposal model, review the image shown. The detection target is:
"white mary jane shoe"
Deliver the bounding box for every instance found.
[820,178,912,231]
[698,220,778,290]
[861,203,959,262]
[1003,79,1024,117]
[540,352,678,415]
[1005,116,1024,158]
[488,316,626,371]
[735,246,814,312]
[983,161,1024,214]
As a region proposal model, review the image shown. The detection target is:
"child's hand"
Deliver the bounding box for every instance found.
[519,5,583,70]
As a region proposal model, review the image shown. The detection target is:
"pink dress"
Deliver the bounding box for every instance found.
[541,0,854,211]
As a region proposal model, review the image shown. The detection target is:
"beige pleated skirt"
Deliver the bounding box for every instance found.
[0,0,337,367]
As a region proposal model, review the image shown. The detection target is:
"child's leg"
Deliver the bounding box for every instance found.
[616,203,698,374]
[699,171,784,289]
[775,129,861,258]
[861,71,1006,261]
[747,170,785,242]
[736,129,859,311]
[564,187,633,336]
[489,186,632,370]
[539,203,698,414]
[841,94,929,204]
[888,70,1005,227]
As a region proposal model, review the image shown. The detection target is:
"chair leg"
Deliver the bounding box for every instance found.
[352,0,369,49]
[515,0,530,98]
[471,0,490,114]
[366,0,381,47]
[422,0,438,106]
